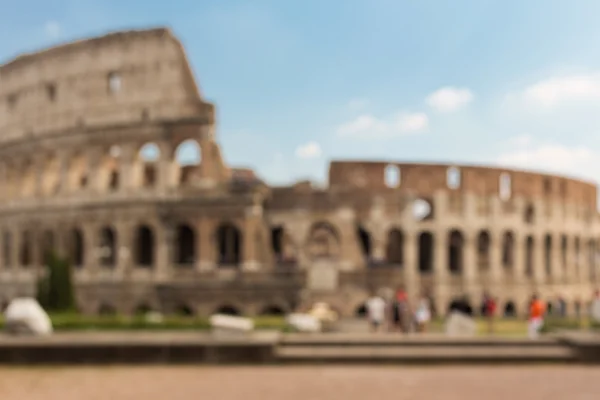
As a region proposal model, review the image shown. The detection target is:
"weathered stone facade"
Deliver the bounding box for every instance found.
[0,28,598,318]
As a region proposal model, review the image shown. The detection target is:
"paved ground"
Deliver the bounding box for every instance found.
[0,366,599,400]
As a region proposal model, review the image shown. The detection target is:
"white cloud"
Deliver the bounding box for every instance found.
[495,136,597,180]
[44,21,62,39]
[347,98,370,110]
[426,87,474,113]
[295,141,322,159]
[521,74,600,108]
[336,112,428,139]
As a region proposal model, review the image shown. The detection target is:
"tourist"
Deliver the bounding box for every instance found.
[366,292,386,333]
[483,293,497,335]
[392,286,411,334]
[557,296,567,318]
[414,295,431,333]
[528,294,545,339]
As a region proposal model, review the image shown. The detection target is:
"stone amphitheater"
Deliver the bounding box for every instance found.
[0,27,598,318]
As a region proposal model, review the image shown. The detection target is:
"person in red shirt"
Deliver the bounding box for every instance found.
[483,293,497,335]
[528,294,545,339]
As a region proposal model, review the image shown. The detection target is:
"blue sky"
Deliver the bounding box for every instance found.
[3,0,600,185]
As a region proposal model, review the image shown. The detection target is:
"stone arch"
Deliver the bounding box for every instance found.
[504,301,516,318]
[259,305,286,316]
[356,224,372,263]
[214,305,241,316]
[41,153,60,196]
[175,224,195,265]
[2,231,11,267]
[271,225,297,265]
[175,304,195,316]
[40,230,55,264]
[525,235,534,277]
[134,303,153,315]
[98,303,116,315]
[476,230,491,271]
[501,231,514,269]
[216,222,242,267]
[305,221,340,260]
[19,230,32,267]
[448,230,464,274]
[99,145,121,192]
[69,228,84,267]
[418,231,434,273]
[544,234,552,276]
[137,142,160,188]
[561,235,568,273]
[68,152,88,191]
[135,225,155,267]
[524,204,535,224]
[574,236,581,275]
[99,226,117,267]
[20,159,36,198]
[386,228,404,265]
[174,139,201,185]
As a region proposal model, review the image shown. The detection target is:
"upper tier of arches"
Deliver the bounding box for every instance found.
[328,161,597,209]
[0,27,205,144]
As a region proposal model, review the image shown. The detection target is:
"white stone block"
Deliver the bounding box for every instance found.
[209,314,254,334]
[286,313,322,333]
[4,298,53,336]
[445,311,477,337]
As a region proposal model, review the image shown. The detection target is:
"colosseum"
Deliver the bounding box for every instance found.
[0,27,598,318]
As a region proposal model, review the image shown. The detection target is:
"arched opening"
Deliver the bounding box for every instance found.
[525,236,534,277]
[504,301,516,318]
[176,304,194,316]
[40,230,55,264]
[215,305,241,316]
[138,142,160,188]
[589,239,596,281]
[99,227,117,267]
[524,204,535,224]
[384,164,400,188]
[418,231,434,273]
[356,225,372,263]
[561,235,568,273]
[446,166,461,189]
[20,230,32,267]
[386,228,404,265]
[175,224,195,265]
[306,222,340,260]
[448,230,464,274]
[103,145,121,192]
[70,229,84,267]
[476,230,491,271]
[98,303,116,316]
[499,173,512,200]
[217,223,242,266]
[135,304,153,316]
[259,305,286,316]
[544,234,552,277]
[2,232,11,267]
[135,225,154,267]
[42,155,60,195]
[271,226,284,262]
[502,231,514,269]
[175,139,201,185]
[68,153,88,191]
[355,303,368,317]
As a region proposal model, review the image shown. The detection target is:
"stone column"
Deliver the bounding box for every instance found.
[433,227,450,312]
[33,156,44,198]
[118,144,136,192]
[157,141,173,192]
[0,228,4,271]
[533,234,545,286]
[57,151,70,194]
[12,229,21,269]
[489,231,503,284]
[243,206,261,271]
[82,224,98,276]
[551,233,562,283]
[87,148,104,193]
[197,218,214,271]
[512,232,525,284]
[155,221,174,281]
[403,230,419,302]
[116,222,133,276]
[462,231,477,289]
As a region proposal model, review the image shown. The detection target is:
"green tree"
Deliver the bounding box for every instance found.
[43,253,75,312]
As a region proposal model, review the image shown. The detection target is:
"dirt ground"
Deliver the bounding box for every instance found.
[0,366,598,400]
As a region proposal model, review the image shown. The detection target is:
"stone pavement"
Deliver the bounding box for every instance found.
[1,366,599,400]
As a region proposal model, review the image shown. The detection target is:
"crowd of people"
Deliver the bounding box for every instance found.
[364,288,600,338]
